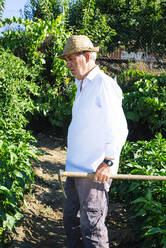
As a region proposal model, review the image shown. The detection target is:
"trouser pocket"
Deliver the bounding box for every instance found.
[81,206,103,235]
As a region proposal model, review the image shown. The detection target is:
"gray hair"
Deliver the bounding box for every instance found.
[90,52,97,61]
[79,51,97,62]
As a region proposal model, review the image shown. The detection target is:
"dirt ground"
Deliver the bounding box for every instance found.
[9,132,136,248]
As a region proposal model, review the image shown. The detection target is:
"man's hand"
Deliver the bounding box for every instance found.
[94,162,111,182]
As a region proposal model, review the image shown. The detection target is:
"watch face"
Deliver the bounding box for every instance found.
[108,160,113,166]
[104,159,113,166]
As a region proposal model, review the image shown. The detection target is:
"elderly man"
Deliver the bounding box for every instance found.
[59,35,128,248]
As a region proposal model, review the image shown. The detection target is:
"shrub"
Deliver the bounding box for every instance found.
[0,15,72,134]
[35,77,76,135]
[111,133,166,247]
[0,50,38,243]
[118,70,166,140]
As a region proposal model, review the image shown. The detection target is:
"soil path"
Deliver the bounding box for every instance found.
[9,133,135,248]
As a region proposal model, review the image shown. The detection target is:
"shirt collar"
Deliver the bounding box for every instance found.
[75,66,100,86]
[86,65,100,81]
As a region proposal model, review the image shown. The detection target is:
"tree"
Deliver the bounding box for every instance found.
[0,0,5,18]
[23,0,116,53]
[98,0,166,57]
[24,0,62,20]
[68,0,116,53]
[69,0,166,58]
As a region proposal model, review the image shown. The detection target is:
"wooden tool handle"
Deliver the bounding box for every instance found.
[59,170,166,181]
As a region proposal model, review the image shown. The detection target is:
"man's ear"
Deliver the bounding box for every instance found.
[84,52,90,62]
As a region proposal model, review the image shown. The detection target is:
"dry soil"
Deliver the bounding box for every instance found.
[9,132,136,248]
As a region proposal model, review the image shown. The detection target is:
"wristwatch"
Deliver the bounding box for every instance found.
[103,159,113,166]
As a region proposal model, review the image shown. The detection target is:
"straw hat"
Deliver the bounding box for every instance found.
[59,35,99,59]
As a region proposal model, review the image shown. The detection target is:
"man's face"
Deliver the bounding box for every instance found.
[64,52,87,80]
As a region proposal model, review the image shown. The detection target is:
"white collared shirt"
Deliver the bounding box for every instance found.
[65,66,128,174]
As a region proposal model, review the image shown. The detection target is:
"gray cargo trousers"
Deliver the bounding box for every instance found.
[63,177,112,248]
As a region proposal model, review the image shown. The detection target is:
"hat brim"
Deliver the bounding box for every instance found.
[59,47,99,59]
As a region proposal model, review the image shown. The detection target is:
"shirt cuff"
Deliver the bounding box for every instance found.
[104,143,119,159]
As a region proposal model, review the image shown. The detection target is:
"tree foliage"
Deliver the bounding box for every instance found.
[23,0,116,53]
[24,0,62,20]
[0,0,5,18]
[21,0,166,57]
[69,0,166,57]
[68,0,116,52]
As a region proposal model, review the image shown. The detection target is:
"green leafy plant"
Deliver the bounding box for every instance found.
[0,50,38,243]
[118,70,166,140]
[35,76,76,134]
[132,191,166,248]
[0,14,72,242]
[0,14,72,133]
[68,0,116,53]
[111,134,166,247]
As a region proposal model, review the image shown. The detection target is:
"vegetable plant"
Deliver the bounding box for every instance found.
[0,50,38,244]
[111,133,166,247]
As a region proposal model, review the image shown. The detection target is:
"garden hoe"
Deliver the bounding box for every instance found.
[58,169,166,198]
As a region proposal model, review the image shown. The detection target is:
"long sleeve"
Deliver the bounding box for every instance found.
[100,77,128,168]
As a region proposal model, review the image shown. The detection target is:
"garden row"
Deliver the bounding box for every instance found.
[0,15,70,246]
[111,71,166,247]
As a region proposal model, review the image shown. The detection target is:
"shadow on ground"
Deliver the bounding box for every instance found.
[9,133,67,248]
[9,133,139,248]
[11,215,65,248]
